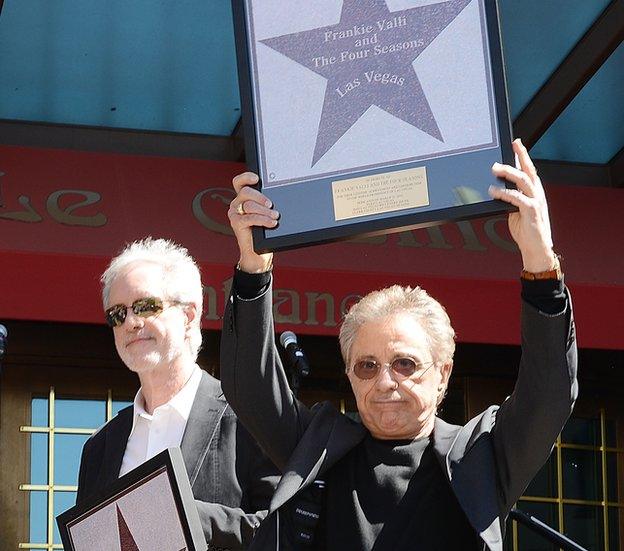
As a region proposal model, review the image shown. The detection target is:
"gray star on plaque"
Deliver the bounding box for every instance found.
[260,0,472,166]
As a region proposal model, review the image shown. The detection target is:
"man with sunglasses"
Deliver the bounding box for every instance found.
[220,140,577,550]
[76,238,279,550]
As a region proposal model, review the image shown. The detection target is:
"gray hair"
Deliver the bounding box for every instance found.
[339,285,456,368]
[101,237,203,359]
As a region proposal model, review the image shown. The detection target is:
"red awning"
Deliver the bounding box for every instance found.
[1,145,622,349]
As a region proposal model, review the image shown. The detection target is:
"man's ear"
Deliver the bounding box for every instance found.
[436,362,453,407]
[440,362,453,386]
[184,303,198,328]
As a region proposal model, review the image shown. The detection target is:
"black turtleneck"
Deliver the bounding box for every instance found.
[322,434,482,550]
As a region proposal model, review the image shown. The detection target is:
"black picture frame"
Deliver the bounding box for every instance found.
[56,448,207,551]
[232,0,515,252]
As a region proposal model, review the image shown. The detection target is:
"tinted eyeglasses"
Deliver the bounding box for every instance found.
[105,297,181,328]
[348,357,436,380]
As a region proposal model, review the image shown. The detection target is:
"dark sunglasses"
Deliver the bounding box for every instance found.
[348,357,436,380]
[105,297,176,328]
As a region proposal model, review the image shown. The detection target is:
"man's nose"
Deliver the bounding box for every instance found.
[124,309,145,330]
[374,364,399,391]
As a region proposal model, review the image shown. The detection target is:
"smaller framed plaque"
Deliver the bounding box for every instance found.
[232,0,515,252]
[57,448,207,551]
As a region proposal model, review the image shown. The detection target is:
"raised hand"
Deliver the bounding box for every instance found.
[228,172,279,273]
[489,139,557,273]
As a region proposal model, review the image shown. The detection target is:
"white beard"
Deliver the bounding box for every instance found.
[120,337,186,373]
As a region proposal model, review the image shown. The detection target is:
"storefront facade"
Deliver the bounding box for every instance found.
[0,144,622,550]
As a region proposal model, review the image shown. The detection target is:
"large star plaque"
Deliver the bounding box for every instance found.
[260,0,472,166]
[58,450,205,551]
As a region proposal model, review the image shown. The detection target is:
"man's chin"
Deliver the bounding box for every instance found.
[121,353,161,373]
[126,363,159,374]
[121,348,186,374]
[364,412,424,440]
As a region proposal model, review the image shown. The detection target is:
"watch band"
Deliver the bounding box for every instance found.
[520,254,562,281]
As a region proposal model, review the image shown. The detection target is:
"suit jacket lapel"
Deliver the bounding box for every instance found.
[431,416,462,477]
[432,414,503,550]
[97,406,133,491]
[180,370,228,485]
[270,404,367,512]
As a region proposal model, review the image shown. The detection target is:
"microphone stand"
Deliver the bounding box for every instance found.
[291,373,300,398]
[509,508,588,551]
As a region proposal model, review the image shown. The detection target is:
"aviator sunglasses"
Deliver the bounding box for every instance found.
[105,297,183,328]
[348,357,436,380]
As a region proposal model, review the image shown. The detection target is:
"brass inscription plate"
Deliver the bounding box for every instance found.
[332,167,429,221]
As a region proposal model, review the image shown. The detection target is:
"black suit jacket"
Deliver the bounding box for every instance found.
[77,370,279,550]
[220,280,578,550]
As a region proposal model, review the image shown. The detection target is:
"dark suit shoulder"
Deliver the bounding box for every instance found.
[84,404,133,449]
[199,369,228,400]
[77,404,133,505]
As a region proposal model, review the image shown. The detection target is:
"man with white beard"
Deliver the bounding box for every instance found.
[76,238,278,550]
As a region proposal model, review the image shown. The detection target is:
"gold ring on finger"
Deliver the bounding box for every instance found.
[236,202,246,216]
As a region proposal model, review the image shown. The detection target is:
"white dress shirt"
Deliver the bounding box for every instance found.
[119,366,202,477]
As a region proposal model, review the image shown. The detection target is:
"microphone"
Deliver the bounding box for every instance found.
[0,324,7,364]
[279,331,310,378]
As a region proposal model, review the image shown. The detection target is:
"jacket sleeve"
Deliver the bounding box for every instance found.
[220,276,315,472]
[194,502,268,550]
[491,286,578,513]
[194,412,280,549]
[194,459,277,550]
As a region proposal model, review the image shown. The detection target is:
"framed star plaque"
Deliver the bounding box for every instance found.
[56,448,207,551]
[233,0,515,252]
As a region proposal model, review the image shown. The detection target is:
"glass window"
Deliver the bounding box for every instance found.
[517,501,558,551]
[561,416,600,446]
[28,491,47,543]
[606,418,617,448]
[608,507,621,549]
[20,389,133,550]
[607,452,620,503]
[56,398,106,429]
[30,433,48,485]
[564,504,604,550]
[53,491,77,544]
[54,433,91,486]
[562,448,602,501]
[509,411,623,551]
[31,397,48,426]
